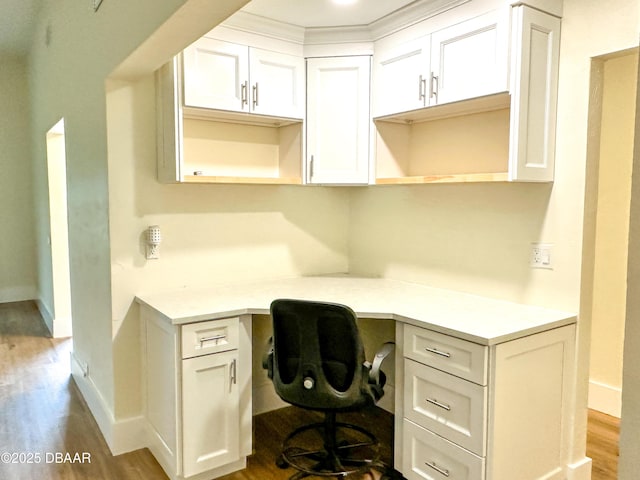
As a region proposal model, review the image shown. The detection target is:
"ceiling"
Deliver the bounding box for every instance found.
[240,0,421,28]
[0,0,41,55]
[0,0,422,56]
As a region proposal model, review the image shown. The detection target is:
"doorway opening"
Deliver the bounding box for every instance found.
[584,49,638,417]
[46,118,73,337]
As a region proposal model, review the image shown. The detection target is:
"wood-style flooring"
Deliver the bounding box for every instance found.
[0,300,620,479]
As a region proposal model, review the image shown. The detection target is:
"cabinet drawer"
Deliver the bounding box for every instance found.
[404,359,486,455]
[402,418,485,480]
[181,317,239,359]
[404,324,488,385]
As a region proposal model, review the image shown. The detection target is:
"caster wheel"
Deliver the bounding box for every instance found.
[276,455,289,469]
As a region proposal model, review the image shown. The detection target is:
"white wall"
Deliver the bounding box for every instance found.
[620,53,640,479]
[0,55,36,303]
[106,75,350,418]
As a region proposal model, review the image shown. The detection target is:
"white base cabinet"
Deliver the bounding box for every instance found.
[398,323,575,480]
[141,307,252,480]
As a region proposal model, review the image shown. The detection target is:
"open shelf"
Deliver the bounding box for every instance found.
[374,98,512,185]
[179,118,303,184]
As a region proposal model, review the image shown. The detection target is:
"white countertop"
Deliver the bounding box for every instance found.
[135,275,576,345]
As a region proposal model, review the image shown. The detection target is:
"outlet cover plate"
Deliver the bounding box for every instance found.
[531,243,553,269]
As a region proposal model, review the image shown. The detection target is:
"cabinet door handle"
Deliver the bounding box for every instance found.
[252,82,259,108]
[425,346,451,358]
[429,72,438,101]
[426,397,451,411]
[230,358,237,385]
[418,74,427,101]
[309,155,314,180]
[241,80,248,108]
[425,461,450,477]
[199,334,226,346]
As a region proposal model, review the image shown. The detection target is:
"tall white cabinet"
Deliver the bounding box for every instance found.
[306,56,371,185]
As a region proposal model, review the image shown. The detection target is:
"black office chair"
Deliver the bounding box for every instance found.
[263,298,402,479]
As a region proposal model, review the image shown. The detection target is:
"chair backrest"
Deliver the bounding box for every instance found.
[269,299,375,411]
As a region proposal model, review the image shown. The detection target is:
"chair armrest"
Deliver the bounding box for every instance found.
[369,341,395,386]
[262,336,274,379]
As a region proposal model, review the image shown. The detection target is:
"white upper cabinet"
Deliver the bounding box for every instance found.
[508,5,560,182]
[183,38,249,112]
[373,8,509,118]
[430,9,509,105]
[249,48,305,119]
[306,56,371,185]
[372,36,430,117]
[183,37,305,120]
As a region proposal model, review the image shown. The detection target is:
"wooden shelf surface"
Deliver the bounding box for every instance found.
[375,172,509,185]
[183,175,302,185]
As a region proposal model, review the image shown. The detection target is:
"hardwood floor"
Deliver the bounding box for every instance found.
[0,300,621,479]
[0,301,167,480]
[587,409,620,480]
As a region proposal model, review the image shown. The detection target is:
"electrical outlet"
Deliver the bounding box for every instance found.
[530,243,553,269]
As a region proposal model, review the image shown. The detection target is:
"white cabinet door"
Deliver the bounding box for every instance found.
[182,350,240,477]
[508,5,560,182]
[250,48,305,119]
[183,37,249,112]
[372,36,430,117]
[430,9,509,105]
[182,38,304,119]
[306,56,371,185]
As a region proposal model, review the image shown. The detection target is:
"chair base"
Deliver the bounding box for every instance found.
[277,411,403,479]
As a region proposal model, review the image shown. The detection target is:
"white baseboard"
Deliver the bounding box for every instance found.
[588,380,622,417]
[36,299,54,336]
[70,351,146,456]
[566,456,593,480]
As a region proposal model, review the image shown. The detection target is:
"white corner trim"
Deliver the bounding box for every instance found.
[588,379,622,418]
[566,457,593,480]
[70,352,146,455]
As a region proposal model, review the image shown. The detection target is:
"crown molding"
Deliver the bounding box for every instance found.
[303,25,373,45]
[369,0,471,40]
[221,10,305,44]
[221,0,473,47]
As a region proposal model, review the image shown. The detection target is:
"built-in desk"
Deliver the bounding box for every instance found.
[136,276,577,480]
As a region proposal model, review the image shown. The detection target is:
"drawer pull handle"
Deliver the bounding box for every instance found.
[425,346,451,358]
[199,334,226,345]
[426,397,451,411]
[425,461,450,477]
[230,358,237,385]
